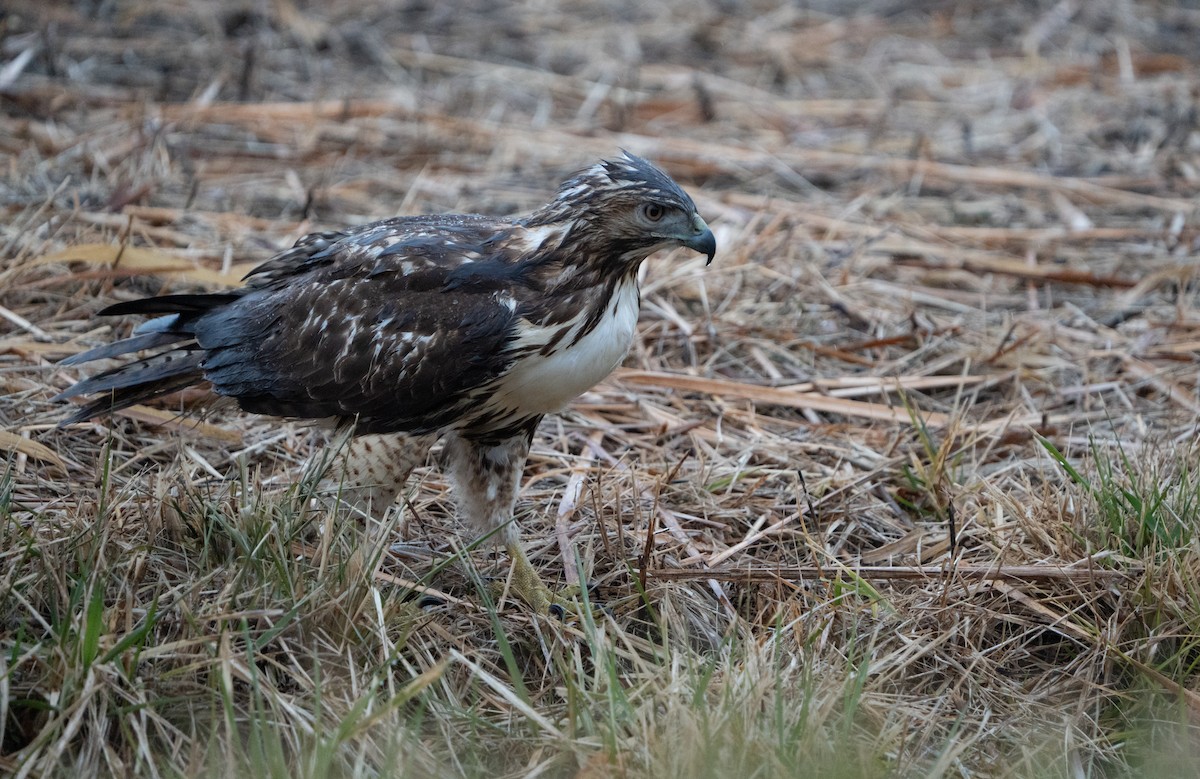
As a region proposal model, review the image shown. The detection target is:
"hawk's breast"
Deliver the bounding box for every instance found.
[490,277,640,417]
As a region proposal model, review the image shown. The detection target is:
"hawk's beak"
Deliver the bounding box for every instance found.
[684,215,716,265]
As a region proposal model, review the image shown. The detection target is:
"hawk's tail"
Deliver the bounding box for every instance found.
[54,293,239,425]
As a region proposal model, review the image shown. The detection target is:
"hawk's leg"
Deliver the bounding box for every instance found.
[323,432,435,519]
[443,419,567,612]
[314,432,434,584]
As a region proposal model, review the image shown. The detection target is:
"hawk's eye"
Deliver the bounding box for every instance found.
[641,203,666,222]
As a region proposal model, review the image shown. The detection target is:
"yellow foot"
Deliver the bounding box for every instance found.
[499,541,580,615]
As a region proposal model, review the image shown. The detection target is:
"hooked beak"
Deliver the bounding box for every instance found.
[684,214,716,265]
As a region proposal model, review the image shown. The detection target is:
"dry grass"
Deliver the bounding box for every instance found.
[4,1,1200,776]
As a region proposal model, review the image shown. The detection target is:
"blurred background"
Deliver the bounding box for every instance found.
[4,2,1200,777]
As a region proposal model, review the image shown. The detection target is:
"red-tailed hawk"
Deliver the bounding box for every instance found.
[56,151,716,612]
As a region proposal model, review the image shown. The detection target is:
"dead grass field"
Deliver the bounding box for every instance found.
[4,1,1200,776]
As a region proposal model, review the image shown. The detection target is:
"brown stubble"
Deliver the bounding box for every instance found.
[5,1,1200,775]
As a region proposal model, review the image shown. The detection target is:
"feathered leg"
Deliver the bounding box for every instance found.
[315,431,434,584]
[316,431,435,518]
[443,419,561,612]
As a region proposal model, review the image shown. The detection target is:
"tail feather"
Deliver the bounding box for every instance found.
[100,293,240,317]
[55,350,205,401]
[132,314,182,335]
[59,330,188,366]
[56,291,241,425]
[60,371,206,426]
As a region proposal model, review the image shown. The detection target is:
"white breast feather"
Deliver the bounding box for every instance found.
[494,278,640,416]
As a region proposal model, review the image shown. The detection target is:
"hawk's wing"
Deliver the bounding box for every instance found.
[59,214,545,434]
[204,214,548,433]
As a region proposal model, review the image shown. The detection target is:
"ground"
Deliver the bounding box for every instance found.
[3,1,1200,777]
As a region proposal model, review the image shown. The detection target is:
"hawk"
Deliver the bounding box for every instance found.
[56,151,716,612]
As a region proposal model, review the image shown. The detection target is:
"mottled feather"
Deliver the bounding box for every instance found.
[56,151,716,611]
[58,152,715,440]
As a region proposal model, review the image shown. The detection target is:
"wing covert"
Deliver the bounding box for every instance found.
[193,274,519,433]
[243,213,509,289]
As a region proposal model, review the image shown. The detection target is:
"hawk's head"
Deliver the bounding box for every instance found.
[524,151,716,270]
